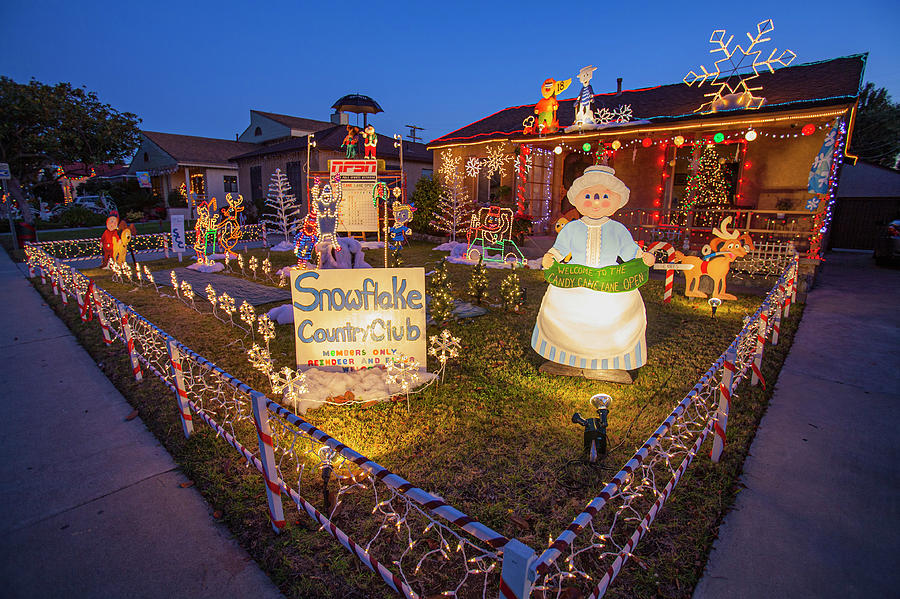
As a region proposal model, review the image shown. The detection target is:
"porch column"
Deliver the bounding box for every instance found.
[184,166,193,219]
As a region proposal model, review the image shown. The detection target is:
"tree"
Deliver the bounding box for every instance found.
[849,83,900,170]
[410,175,443,234]
[428,260,455,325]
[431,151,475,242]
[0,77,141,223]
[682,143,730,211]
[261,168,301,244]
[466,255,489,304]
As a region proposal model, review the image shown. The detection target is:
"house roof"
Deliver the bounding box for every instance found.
[250,110,334,133]
[837,160,900,198]
[230,124,433,163]
[61,163,129,178]
[428,54,868,148]
[142,131,259,166]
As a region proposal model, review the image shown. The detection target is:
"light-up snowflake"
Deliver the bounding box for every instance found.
[465,157,482,178]
[205,284,217,307]
[439,151,463,185]
[386,356,420,393]
[219,292,235,317]
[805,197,820,211]
[594,104,633,126]
[684,19,796,114]
[249,256,259,277]
[482,145,511,179]
[428,329,461,368]
[180,280,194,301]
[257,314,275,348]
[169,270,178,294]
[239,300,256,333]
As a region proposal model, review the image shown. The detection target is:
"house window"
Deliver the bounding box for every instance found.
[286,161,305,211]
[189,173,206,199]
[421,169,433,179]
[476,170,503,206]
[143,152,149,162]
[254,126,262,136]
[250,166,263,204]
[223,175,238,193]
[527,148,554,231]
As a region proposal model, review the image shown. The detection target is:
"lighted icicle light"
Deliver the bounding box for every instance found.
[708,297,722,316]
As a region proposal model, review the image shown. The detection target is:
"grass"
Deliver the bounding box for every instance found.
[24,240,803,598]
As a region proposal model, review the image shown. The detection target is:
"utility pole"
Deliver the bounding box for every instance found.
[405,125,425,144]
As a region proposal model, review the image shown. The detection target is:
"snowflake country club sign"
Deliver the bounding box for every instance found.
[290,267,427,370]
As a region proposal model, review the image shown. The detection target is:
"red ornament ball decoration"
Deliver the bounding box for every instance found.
[801,123,815,136]
[642,137,653,148]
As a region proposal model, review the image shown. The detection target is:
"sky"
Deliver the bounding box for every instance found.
[1,0,898,146]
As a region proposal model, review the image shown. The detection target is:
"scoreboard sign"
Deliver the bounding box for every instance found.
[329,160,378,232]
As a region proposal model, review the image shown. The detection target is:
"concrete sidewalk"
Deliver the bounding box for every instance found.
[0,249,282,598]
[694,251,900,598]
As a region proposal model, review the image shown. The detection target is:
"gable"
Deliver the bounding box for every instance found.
[238,112,293,144]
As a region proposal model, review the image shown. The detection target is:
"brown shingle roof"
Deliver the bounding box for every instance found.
[251,110,335,133]
[230,124,433,163]
[429,54,867,147]
[143,131,259,166]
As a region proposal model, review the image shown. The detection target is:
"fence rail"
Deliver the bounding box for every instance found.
[24,240,799,598]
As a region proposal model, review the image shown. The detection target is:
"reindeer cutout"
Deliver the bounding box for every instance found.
[672,216,754,300]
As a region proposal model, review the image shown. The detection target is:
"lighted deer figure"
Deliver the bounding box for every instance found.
[217,193,245,256]
[672,216,754,300]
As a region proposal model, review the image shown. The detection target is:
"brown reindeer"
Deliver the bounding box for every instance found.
[672,217,754,300]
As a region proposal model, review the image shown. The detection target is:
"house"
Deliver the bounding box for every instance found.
[427,54,868,255]
[56,163,130,203]
[830,160,900,249]
[230,123,433,218]
[237,110,335,145]
[126,131,258,215]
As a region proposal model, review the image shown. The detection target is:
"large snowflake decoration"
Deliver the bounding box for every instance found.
[684,19,796,114]
[428,329,461,368]
[482,145,512,179]
[464,157,482,178]
[438,151,462,182]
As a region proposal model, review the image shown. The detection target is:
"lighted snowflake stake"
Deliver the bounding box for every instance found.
[428,329,460,381]
[386,355,420,397]
[219,292,235,323]
[205,284,217,313]
[249,256,259,278]
[464,157,482,178]
[277,271,287,287]
[236,254,245,275]
[684,19,796,114]
[257,314,275,350]
[262,257,272,280]
[239,300,256,336]
[438,151,461,182]
[169,271,179,297]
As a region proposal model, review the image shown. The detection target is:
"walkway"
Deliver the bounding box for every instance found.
[0,249,283,598]
[694,251,900,598]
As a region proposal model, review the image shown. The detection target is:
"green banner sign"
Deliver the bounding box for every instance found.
[544,258,649,292]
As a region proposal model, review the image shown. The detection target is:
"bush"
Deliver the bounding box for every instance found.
[58,206,106,228]
[168,190,187,207]
[411,176,443,235]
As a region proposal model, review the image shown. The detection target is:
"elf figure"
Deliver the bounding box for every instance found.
[574,65,597,127]
[534,77,572,134]
[341,125,360,158]
[389,203,415,250]
[532,166,655,383]
[100,214,120,268]
[362,124,378,159]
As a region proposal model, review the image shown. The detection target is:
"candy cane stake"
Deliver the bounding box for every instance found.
[165,338,194,438]
[93,287,113,345]
[118,304,143,381]
[711,347,736,463]
[250,391,285,532]
[751,313,767,388]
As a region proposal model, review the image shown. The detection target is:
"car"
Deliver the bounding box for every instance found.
[873,218,900,266]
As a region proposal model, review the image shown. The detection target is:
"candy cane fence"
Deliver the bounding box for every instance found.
[24,241,799,599]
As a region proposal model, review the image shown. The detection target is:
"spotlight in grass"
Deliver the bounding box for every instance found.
[708,297,722,316]
[572,394,611,463]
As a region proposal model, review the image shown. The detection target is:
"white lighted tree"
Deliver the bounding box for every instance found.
[431,151,475,242]
[262,168,301,244]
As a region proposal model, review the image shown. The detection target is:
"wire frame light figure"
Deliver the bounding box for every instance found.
[239,300,256,337]
[428,329,460,382]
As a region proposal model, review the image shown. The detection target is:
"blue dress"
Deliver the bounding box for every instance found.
[531,217,648,370]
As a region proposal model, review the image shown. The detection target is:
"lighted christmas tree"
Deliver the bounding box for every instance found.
[431,151,475,242]
[387,247,404,268]
[682,144,730,211]
[466,255,489,305]
[262,168,302,245]
[499,270,523,312]
[428,260,455,325]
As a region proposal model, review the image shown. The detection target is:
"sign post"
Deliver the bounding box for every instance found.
[0,163,18,250]
[290,267,427,371]
[170,214,186,262]
[329,160,379,234]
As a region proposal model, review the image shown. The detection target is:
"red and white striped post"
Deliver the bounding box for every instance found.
[74,282,85,318]
[49,265,59,296]
[39,263,47,285]
[751,312,768,388]
[711,347,737,463]
[771,301,782,345]
[165,338,194,438]
[117,304,143,381]
[783,264,795,319]
[250,390,285,533]
[163,235,170,259]
[92,287,113,345]
[55,260,68,306]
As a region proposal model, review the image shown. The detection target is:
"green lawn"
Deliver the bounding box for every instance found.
[28,240,802,598]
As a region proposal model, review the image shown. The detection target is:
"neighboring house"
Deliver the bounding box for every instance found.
[237,110,335,145]
[56,163,130,203]
[126,131,258,215]
[831,161,900,249]
[427,54,868,253]
[231,124,433,215]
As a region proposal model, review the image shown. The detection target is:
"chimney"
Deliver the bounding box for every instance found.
[616,78,623,95]
[331,111,349,125]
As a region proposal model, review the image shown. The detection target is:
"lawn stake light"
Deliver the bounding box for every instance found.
[571,394,611,463]
[708,297,722,316]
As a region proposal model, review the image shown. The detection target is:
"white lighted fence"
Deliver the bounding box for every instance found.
[24,241,798,598]
[33,226,265,262]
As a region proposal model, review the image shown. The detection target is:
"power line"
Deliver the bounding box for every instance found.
[405,125,425,144]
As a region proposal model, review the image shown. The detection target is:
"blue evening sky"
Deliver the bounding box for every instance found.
[2,1,897,145]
